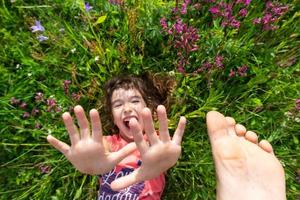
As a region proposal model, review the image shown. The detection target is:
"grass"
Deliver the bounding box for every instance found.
[0,0,299,199]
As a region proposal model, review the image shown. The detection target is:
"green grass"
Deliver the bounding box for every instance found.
[1,0,299,199]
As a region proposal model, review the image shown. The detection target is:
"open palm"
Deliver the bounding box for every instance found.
[47,105,136,175]
[110,105,186,191]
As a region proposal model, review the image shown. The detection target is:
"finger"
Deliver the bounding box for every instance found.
[157,105,170,142]
[129,118,149,155]
[110,169,141,191]
[74,105,90,139]
[172,116,186,145]
[47,135,70,156]
[62,112,80,145]
[142,108,159,144]
[111,142,137,164]
[90,109,103,143]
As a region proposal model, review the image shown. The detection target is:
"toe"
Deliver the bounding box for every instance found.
[235,124,247,136]
[206,111,228,141]
[259,140,274,154]
[225,117,236,126]
[245,131,258,143]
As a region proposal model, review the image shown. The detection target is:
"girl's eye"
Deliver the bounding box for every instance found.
[113,104,122,108]
[132,100,140,103]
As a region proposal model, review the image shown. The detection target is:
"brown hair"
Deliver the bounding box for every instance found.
[103,72,176,133]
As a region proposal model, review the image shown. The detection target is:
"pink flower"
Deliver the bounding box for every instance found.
[239,8,248,17]
[10,97,20,105]
[209,6,220,14]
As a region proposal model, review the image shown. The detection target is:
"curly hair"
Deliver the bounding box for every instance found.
[103,72,176,133]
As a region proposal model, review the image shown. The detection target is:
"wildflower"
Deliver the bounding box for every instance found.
[209,6,220,15]
[35,123,42,129]
[229,69,236,77]
[19,102,27,109]
[35,92,44,102]
[109,0,123,5]
[84,2,93,12]
[31,108,40,116]
[296,99,300,111]
[71,48,76,53]
[46,98,57,112]
[253,18,261,25]
[38,164,51,174]
[239,8,248,17]
[37,35,48,42]
[10,97,20,105]
[230,18,240,29]
[59,28,65,33]
[236,0,251,6]
[30,20,45,32]
[237,65,248,76]
[63,80,71,94]
[215,55,224,69]
[23,112,30,119]
[71,93,81,101]
[160,18,168,30]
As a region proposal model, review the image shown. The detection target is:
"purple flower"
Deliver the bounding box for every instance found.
[35,123,42,129]
[296,99,300,111]
[230,18,240,29]
[237,65,248,76]
[31,108,40,116]
[37,35,48,42]
[35,92,44,102]
[239,8,248,17]
[84,2,93,12]
[30,20,45,32]
[23,112,30,119]
[10,97,20,105]
[160,18,168,30]
[253,18,261,24]
[209,6,220,15]
[38,164,51,174]
[215,55,224,68]
[63,80,71,94]
[71,93,81,101]
[236,0,251,6]
[19,102,27,109]
[109,0,123,5]
[229,69,236,77]
[46,98,57,112]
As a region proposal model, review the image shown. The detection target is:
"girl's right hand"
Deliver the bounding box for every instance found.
[47,105,136,175]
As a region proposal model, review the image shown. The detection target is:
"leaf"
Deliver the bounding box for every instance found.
[95,15,107,25]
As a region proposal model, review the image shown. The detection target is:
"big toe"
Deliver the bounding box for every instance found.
[206,111,228,142]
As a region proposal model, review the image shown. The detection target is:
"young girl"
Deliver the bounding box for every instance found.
[47,73,187,200]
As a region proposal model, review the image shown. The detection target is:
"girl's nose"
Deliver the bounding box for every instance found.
[123,103,133,113]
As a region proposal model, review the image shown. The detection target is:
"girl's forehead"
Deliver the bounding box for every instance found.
[111,88,143,100]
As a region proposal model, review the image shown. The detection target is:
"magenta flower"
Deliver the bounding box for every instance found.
[230,18,240,29]
[84,2,93,12]
[30,20,45,32]
[160,18,168,30]
[31,108,40,116]
[215,55,224,69]
[237,65,248,76]
[229,69,236,77]
[239,8,248,17]
[35,123,42,129]
[209,6,220,15]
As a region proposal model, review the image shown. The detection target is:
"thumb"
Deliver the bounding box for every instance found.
[110,169,142,191]
[110,142,137,164]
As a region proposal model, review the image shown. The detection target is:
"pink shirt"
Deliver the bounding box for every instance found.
[97,134,165,200]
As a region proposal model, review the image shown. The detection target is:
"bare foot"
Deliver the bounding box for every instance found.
[206,111,286,200]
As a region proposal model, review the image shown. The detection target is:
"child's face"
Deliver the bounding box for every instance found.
[111,88,147,141]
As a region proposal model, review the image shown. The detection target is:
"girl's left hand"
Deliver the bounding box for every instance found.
[110,105,186,191]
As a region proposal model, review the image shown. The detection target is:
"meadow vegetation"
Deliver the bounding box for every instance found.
[0,0,299,199]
